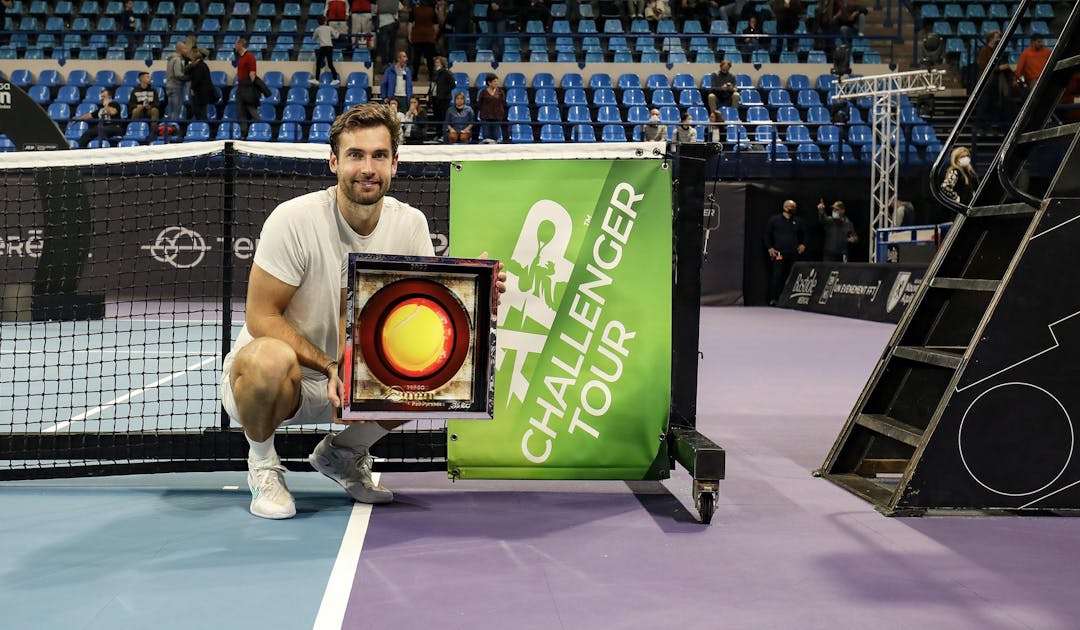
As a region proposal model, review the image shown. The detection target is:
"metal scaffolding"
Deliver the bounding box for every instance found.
[832,70,945,261]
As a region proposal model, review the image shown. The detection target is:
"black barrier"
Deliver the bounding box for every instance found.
[778,262,927,323]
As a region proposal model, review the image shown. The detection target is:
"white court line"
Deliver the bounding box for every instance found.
[313,480,379,630]
[1031,214,1080,240]
[41,355,218,433]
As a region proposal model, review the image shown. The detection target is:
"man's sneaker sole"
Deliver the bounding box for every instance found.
[308,453,394,504]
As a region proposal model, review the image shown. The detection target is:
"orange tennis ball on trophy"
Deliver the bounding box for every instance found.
[379,297,455,378]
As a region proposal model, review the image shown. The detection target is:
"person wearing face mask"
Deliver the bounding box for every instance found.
[817,200,858,262]
[673,112,698,143]
[764,199,806,305]
[642,108,667,142]
[940,147,979,205]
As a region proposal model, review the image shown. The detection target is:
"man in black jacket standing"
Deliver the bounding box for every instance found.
[764,199,806,305]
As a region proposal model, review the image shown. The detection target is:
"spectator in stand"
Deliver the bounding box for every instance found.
[351,0,376,49]
[428,56,454,126]
[187,48,218,121]
[1014,36,1052,90]
[78,87,124,147]
[832,0,867,38]
[0,0,11,47]
[433,0,450,54]
[402,95,426,142]
[234,37,262,136]
[486,0,511,59]
[642,108,667,141]
[626,0,644,20]
[890,198,915,227]
[644,0,670,26]
[976,30,1014,128]
[118,0,137,58]
[816,199,858,262]
[408,0,439,80]
[771,0,803,50]
[314,17,342,84]
[706,109,724,142]
[940,146,979,205]
[707,60,741,113]
[128,71,162,122]
[476,73,508,143]
[445,0,475,59]
[764,199,806,305]
[739,14,764,55]
[445,91,474,143]
[522,0,551,29]
[716,0,749,29]
[380,50,413,111]
[325,0,351,39]
[165,41,189,120]
[375,0,402,69]
[672,112,697,143]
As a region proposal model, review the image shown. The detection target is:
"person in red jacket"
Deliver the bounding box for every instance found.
[1014,36,1052,89]
[325,0,350,39]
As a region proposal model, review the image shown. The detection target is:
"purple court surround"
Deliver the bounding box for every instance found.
[339,308,1080,630]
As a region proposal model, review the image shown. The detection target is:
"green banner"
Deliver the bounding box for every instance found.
[448,159,672,480]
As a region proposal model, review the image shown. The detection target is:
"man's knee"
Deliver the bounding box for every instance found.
[231,338,301,398]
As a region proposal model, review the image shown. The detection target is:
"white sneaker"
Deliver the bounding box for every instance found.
[309,434,394,504]
[331,79,341,86]
[247,456,297,519]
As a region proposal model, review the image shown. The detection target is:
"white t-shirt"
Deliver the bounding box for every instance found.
[231,186,435,377]
[314,24,335,47]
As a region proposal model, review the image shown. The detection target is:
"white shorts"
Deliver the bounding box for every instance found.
[220,349,333,426]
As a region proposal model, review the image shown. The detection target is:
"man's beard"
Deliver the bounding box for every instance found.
[339,176,389,207]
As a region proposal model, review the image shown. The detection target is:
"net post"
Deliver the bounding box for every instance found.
[220,141,236,431]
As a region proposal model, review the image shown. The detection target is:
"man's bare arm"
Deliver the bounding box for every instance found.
[246,263,337,374]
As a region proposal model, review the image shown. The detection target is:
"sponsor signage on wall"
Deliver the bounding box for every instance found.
[779,262,927,323]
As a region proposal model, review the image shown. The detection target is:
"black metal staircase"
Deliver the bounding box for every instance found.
[818,0,1080,515]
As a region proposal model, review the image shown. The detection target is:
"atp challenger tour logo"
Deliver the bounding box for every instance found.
[497,184,644,464]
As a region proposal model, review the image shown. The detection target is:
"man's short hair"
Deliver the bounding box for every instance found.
[330,103,402,157]
[485,74,498,85]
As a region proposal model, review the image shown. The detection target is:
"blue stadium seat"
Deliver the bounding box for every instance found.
[28,85,51,104]
[48,102,72,121]
[37,69,62,88]
[572,124,596,142]
[281,104,307,122]
[910,124,938,146]
[246,121,272,141]
[828,143,857,163]
[848,124,872,148]
[601,124,627,142]
[506,88,528,106]
[311,123,330,142]
[678,89,704,108]
[621,88,646,107]
[817,125,841,145]
[588,73,613,90]
[785,124,812,144]
[276,122,302,142]
[532,73,555,89]
[560,73,584,89]
[739,89,763,107]
[645,73,670,90]
[592,88,617,107]
[504,72,526,89]
[536,106,561,123]
[651,89,675,108]
[183,122,211,141]
[745,106,769,123]
[344,87,368,107]
[796,143,824,162]
[92,70,117,87]
[540,124,564,143]
[123,121,150,142]
[567,105,592,123]
[285,87,309,105]
[806,106,830,123]
[257,103,277,120]
[758,74,782,90]
[315,86,338,105]
[767,90,793,108]
[775,107,801,125]
[216,122,242,139]
[564,88,588,107]
[507,105,531,123]
[55,85,82,104]
[312,104,336,122]
[534,88,558,107]
[617,73,641,90]
[510,123,534,144]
